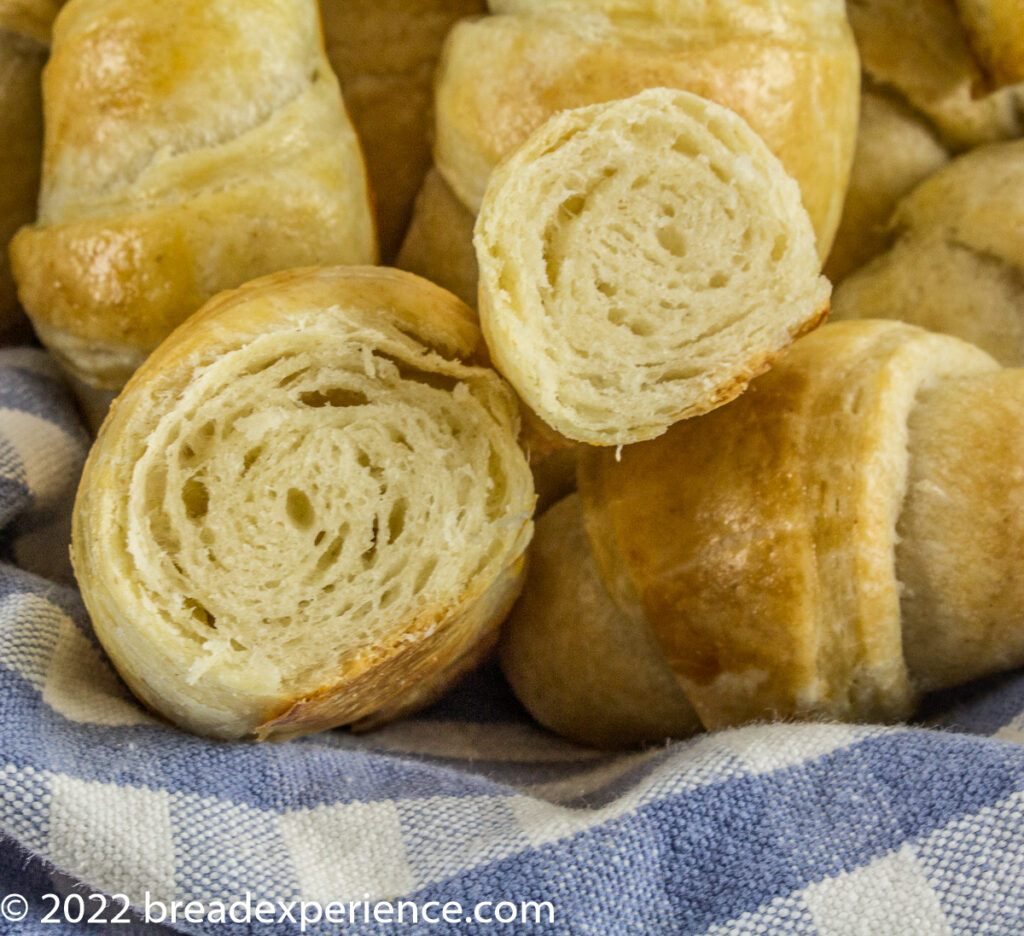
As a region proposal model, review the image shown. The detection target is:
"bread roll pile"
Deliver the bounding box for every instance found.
[5,0,1023,744]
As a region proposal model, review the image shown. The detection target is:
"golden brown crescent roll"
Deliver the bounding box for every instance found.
[567,320,1024,741]
[475,89,831,446]
[953,0,1024,90]
[0,0,62,335]
[832,140,1024,365]
[824,86,950,284]
[847,0,1024,151]
[434,0,859,261]
[319,0,486,260]
[71,266,534,741]
[10,0,376,393]
[501,493,700,749]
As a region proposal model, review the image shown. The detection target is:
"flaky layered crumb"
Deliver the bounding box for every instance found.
[475,88,830,445]
[73,267,535,738]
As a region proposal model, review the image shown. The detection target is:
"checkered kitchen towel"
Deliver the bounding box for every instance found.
[1,346,1024,936]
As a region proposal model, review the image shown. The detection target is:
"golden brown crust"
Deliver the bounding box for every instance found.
[395,168,481,309]
[848,0,1024,151]
[11,0,376,390]
[0,19,47,331]
[0,0,63,43]
[898,371,1024,692]
[824,85,950,284]
[501,494,700,749]
[579,320,996,730]
[320,0,486,259]
[831,140,1024,365]
[954,0,1024,90]
[434,0,859,259]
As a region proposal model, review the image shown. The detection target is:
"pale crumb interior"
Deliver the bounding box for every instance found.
[119,314,531,696]
[479,90,828,443]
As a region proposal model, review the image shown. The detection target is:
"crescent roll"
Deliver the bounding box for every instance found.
[568,320,1024,739]
[824,86,950,284]
[71,266,535,741]
[10,0,376,392]
[434,0,859,260]
[475,89,831,446]
[500,494,700,749]
[319,0,486,259]
[832,140,1024,365]
[847,0,1024,151]
[0,0,62,334]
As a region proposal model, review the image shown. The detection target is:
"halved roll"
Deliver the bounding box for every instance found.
[475,89,831,446]
[435,0,860,260]
[71,266,535,740]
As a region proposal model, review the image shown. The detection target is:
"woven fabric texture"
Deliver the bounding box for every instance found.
[1,347,1023,935]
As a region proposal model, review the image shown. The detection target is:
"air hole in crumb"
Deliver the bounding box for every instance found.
[242,447,263,474]
[627,319,656,338]
[597,281,617,298]
[485,446,507,517]
[184,598,215,628]
[182,478,209,520]
[278,367,310,388]
[314,530,326,546]
[180,444,196,465]
[657,226,688,258]
[230,639,247,652]
[709,272,728,288]
[374,354,460,392]
[771,234,788,262]
[362,517,380,566]
[316,525,349,574]
[299,387,369,408]
[387,499,407,543]
[380,584,401,609]
[560,193,586,218]
[671,136,700,159]
[286,488,314,529]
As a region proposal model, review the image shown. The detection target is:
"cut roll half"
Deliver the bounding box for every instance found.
[72,266,535,740]
[475,88,831,446]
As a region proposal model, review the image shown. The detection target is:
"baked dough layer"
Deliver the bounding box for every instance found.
[72,266,534,740]
[475,88,830,446]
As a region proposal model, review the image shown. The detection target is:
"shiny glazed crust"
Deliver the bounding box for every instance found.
[71,266,535,740]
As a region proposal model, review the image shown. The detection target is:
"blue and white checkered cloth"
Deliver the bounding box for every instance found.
[1,345,1023,935]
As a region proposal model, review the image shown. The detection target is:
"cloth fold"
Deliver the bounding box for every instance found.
[1,347,1022,935]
